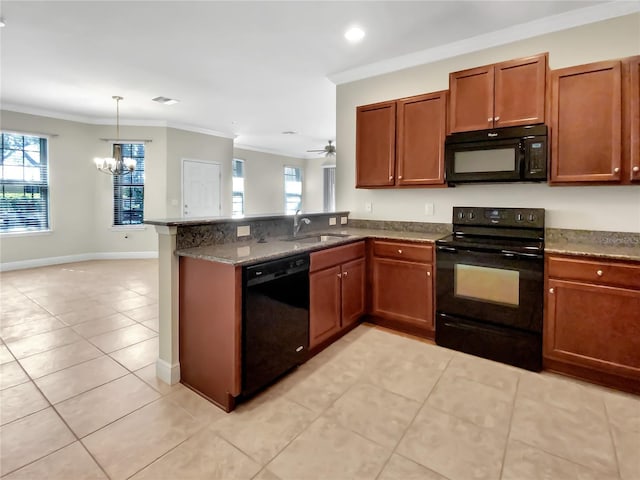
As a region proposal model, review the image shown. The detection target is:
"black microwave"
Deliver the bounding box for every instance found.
[444,124,547,184]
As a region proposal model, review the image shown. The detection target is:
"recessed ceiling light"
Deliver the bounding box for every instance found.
[152,96,179,105]
[282,130,298,135]
[345,26,365,43]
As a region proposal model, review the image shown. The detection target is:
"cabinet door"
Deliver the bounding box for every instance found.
[545,279,640,379]
[396,92,447,186]
[550,61,622,183]
[356,101,396,187]
[449,65,494,133]
[627,56,640,182]
[371,258,433,330]
[494,54,546,128]
[309,266,342,349]
[341,258,365,328]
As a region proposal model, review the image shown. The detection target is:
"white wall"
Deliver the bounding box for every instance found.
[233,148,306,214]
[336,14,640,232]
[304,157,330,213]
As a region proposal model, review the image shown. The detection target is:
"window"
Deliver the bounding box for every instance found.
[323,166,336,212]
[113,143,145,226]
[284,166,302,214]
[0,132,49,233]
[232,158,245,216]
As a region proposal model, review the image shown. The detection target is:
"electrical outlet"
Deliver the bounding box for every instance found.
[237,225,250,237]
[329,217,337,226]
[425,202,434,216]
[340,216,348,225]
[365,202,372,212]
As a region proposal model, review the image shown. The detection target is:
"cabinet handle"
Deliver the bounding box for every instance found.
[494,116,500,121]
[343,271,348,277]
[487,117,493,122]
[398,249,403,254]
[596,270,603,277]
[426,271,431,277]
[398,175,403,179]
[549,288,554,293]
[613,167,620,174]
[633,166,639,173]
[389,176,393,181]
[337,273,342,278]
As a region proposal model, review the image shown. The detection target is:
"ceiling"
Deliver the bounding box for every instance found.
[0,1,630,158]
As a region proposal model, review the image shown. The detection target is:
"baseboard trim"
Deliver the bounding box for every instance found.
[0,251,158,272]
[156,358,181,385]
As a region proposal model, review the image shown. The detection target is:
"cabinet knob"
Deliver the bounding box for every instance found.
[389,176,393,181]
[343,271,348,277]
[487,117,493,122]
[398,249,403,254]
[549,288,554,293]
[426,271,431,277]
[633,166,640,173]
[494,116,500,121]
[596,270,603,277]
[613,167,620,174]
[337,273,342,278]
[398,175,403,179]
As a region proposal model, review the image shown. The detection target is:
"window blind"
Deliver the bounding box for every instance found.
[113,143,145,225]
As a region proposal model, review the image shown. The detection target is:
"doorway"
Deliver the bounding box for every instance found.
[182,159,221,217]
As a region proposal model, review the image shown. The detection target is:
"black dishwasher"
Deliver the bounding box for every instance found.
[242,253,310,397]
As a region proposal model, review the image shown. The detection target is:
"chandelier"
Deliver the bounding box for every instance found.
[94,96,136,175]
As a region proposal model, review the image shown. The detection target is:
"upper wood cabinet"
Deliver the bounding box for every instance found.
[624,55,640,183]
[550,60,622,183]
[449,53,547,133]
[356,91,447,188]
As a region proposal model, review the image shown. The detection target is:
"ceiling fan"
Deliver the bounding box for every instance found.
[307,140,336,157]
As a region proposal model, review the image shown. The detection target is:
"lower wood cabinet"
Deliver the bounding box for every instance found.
[544,254,640,393]
[309,242,365,349]
[370,240,434,336]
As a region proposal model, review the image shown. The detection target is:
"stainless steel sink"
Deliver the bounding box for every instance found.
[283,233,351,243]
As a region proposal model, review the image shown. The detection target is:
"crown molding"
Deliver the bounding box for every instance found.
[328,1,640,85]
[234,143,307,160]
[166,122,236,139]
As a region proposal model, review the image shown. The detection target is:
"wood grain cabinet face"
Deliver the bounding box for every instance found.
[309,243,366,349]
[356,101,396,187]
[449,53,547,133]
[550,61,622,183]
[625,55,640,182]
[544,255,640,391]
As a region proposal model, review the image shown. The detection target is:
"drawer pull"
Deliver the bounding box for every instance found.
[596,270,603,277]
[549,288,554,293]
[398,249,403,254]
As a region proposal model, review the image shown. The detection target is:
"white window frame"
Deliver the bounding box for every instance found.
[283,165,303,214]
[232,158,245,217]
[112,141,145,228]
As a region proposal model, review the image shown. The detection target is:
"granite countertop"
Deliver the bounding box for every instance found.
[545,240,640,262]
[176,228,446,265]
[146,211,350,227]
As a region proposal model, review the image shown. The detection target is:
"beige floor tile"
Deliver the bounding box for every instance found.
[0,361,29,390]
[0,407,76,476]
[252,469,282,480]
[378,454,448,480]
[18,339,103,378]
[445,352,521,395]
[510,396,618,475]
[110,295,156,313]
[2,442,107,480]
[141,317,159,332]
[71,313,136,338]
[134,364,183,395]
[109,336,158,370]
[82,398,200,480]
[212,392,317,464]
[122,304,158,322]
[34,355,128,404]
[610,424,640,480]
[502,439,620,480]
[131,427,261,480]
[267,416,391,480]
[323,383,420,448]
[56,304,118,326]
[165,386,227,425]
[56,373,161,437]
[0,307,52,328]
[427,373,514,432]
[396,406,507,480]
[0,381,49,425]
[0,343,15,364]
[604,390,640,433]
[6,327,83,359]
[88,324,157,353]
[35,298,100,316]
[1,316,66,343]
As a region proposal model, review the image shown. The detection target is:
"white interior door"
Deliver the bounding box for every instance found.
[182,159,221,217]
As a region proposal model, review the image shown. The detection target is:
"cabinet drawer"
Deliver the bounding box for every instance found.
[372,240,433,263]
[310,241,365,273]
[548,256,640,289]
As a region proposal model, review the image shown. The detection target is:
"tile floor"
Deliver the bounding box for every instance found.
[1,259,639,480]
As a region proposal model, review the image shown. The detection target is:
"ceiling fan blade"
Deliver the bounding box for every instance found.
[306,149,325,152]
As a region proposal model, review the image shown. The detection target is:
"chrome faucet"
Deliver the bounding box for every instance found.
[293,209,311,236]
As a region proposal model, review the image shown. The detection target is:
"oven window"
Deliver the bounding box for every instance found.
[454,148,515,173]
[454,264,519,306]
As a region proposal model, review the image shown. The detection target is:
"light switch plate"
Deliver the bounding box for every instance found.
[340,216,348,225]
[425,202,434,216]
[365,202,372,212]
[237,225,250,237]
[329,217,337,226]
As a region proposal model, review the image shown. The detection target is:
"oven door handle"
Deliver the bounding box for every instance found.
[501,249,544,260]
[436,246,458,253]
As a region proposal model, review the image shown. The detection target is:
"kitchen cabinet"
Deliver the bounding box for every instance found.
[309,241,365,349]
[550,60,622,183]
[356,91,447,188]
[544,255,640,394]
[370,240,434,337]
[449,53,547,133]
[624,55,640,183]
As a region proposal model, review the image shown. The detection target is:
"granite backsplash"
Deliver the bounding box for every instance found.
[545,228,640,247]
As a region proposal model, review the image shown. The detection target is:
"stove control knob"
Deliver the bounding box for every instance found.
[528,213,536,222]
[515,213,524,222]
[457,211,465,220]
[468,211,475,220]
